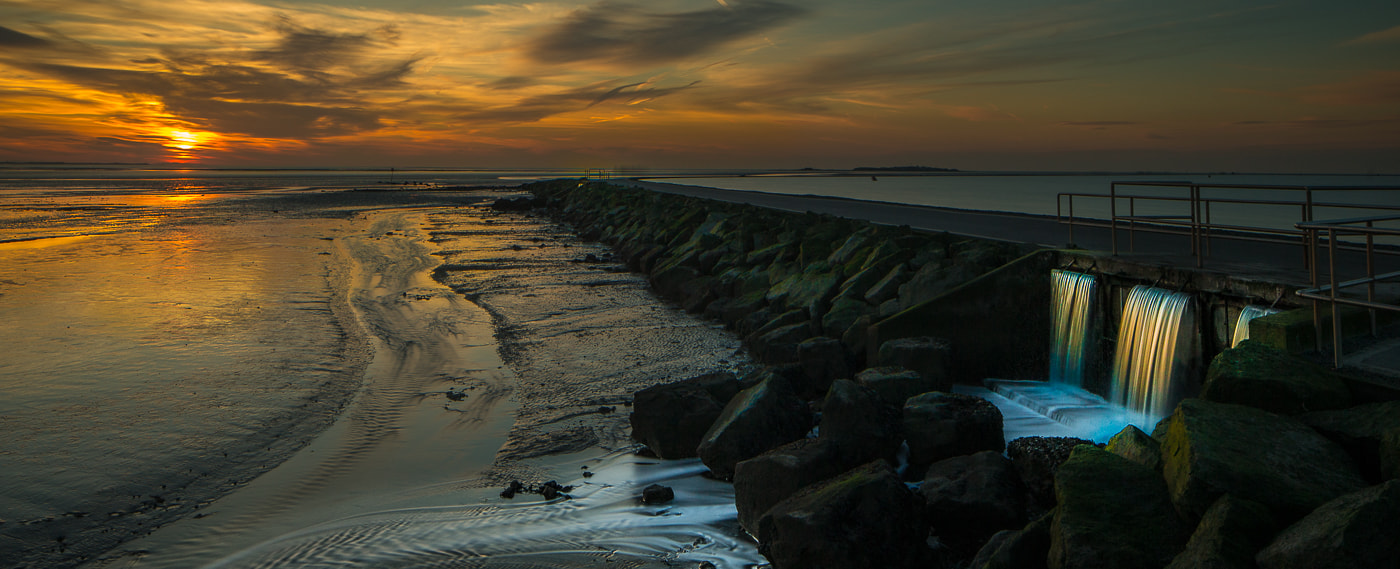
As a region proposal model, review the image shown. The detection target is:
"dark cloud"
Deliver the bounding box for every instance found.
[458,80,699,124]
[0,25,50,48]
[525,0,807,67]
[486,76,536,90]
[3,18,421,139]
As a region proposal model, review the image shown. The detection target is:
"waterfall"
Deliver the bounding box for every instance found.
[1110,286,1197,421]
[1049,270,1097,387]
[1232,305,1279,347]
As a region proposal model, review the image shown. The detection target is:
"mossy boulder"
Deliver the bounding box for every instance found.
[821,296,874,338]
[1298,400,1400,482]
[1200,340,1350,415]
[854,366,934,407]
[1048,445,1187,569]
[696,377,813,480]
[1256,479,1400,569]
[820,379,902,463]
[749,322,813,364]
[757,461,928,569]
[1008,436,1096,510]
[1382,427,1400,481]
[794,337,848,398]
[1165,494,1279,569]
[629,371,741,458]
[733,438,853,538]
[903,392,1004,473]
[1106,424,1162,471]
[1160,399,1367,523]
[876,336,951,392]
[922,450,1028,552]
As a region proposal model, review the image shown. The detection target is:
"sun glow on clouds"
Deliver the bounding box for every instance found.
[0,0,1395,170]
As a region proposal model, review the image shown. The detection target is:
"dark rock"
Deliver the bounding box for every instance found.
[733,438,852,536]
[1382,427,1400,481]
[1201,340,1350,415]
[820,296,873,338]
[651,264,703,301]
[863,264,910,306]
[876,337,952,392]
[750,308,810,338]
[1161,399,1367,523]
[629,371,741,459]
[1007,436,1097,510]
[501,480,523,499]
[836,264,886,300]
[969,512,1052,569]
[1048,445,1187,569]
[895,260,980,311]
[491,195,542,210]
[697,377,813,480]
[1298,400,1400,482]
[819,379,901,462]
[854,366,936,407]
[749,322,813,364]
[1106,424,1162,471]
[794,337,848,398]
[1165,494,1278,569]
[1256,479,1400,569]
[757,461,928,569]
[641,484,675,505]
[903,391,1004,473]
[922,451,1028,552]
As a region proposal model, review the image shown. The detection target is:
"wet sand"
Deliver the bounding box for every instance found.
[76,190,757,568]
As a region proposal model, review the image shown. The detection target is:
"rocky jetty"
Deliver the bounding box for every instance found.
[500,182,1400,569]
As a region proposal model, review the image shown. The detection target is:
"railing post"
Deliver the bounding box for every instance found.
[1129,197,1136,252]
[1368,220,1377,336]
[1191,184,1203,268]
[1068,195,1075,246]
[1329,227,1341,369]
[1110,183,1118,255]
[1310,226,1322,354]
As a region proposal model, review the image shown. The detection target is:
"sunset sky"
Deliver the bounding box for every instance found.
[1,0,1397,171]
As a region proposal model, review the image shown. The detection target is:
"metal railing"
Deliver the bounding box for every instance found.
[1296,215,1400,368]
[1057,182,1400,268]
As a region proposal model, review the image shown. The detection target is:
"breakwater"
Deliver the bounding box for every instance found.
[519,179,1400,569]
[525,179,1035,379]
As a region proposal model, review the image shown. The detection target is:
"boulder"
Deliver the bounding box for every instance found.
[1298,400,1400,482]
[1256,479,1400,569]
[749,322,813,364]
[733,438,853,537]
[1382,427,1400,481]
[1160,399,1367,523]
[876,337,952,392]
[1106,424,1162,471]
[757,461,928,569]
[650,264,703,301]
[922,451,1028,552]
[1165,494,1279,569]
[836,264,885,300]
[629,371,741,458]
[903,392,1004,473]
[1048,445,1187,569]
[794,337,848,398]
[855,366,937,407]
[895,261,980,311]
[697,377,813,480]
[863,264,910,306]
[969,512,1052,569]
[1007,436,1097,510]
[821,296,873,338]
[819,379,902,463]
[1200,340,1350,415]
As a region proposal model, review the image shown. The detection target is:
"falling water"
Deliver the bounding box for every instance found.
[1049,270,1098,387]
[1232,305,1279,347]
[1110,286,1197,421]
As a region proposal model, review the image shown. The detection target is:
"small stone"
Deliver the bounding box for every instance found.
[642,484,675,505]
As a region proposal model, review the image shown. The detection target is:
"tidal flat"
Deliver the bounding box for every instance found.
[1,188,760,568]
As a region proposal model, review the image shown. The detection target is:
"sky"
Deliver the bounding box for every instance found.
[0,0,1397,172]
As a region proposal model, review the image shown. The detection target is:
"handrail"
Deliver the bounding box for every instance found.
[1295,214,1400,368]
[1056,182,1400,269]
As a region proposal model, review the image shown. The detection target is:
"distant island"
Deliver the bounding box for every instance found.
[852,166,959,172]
